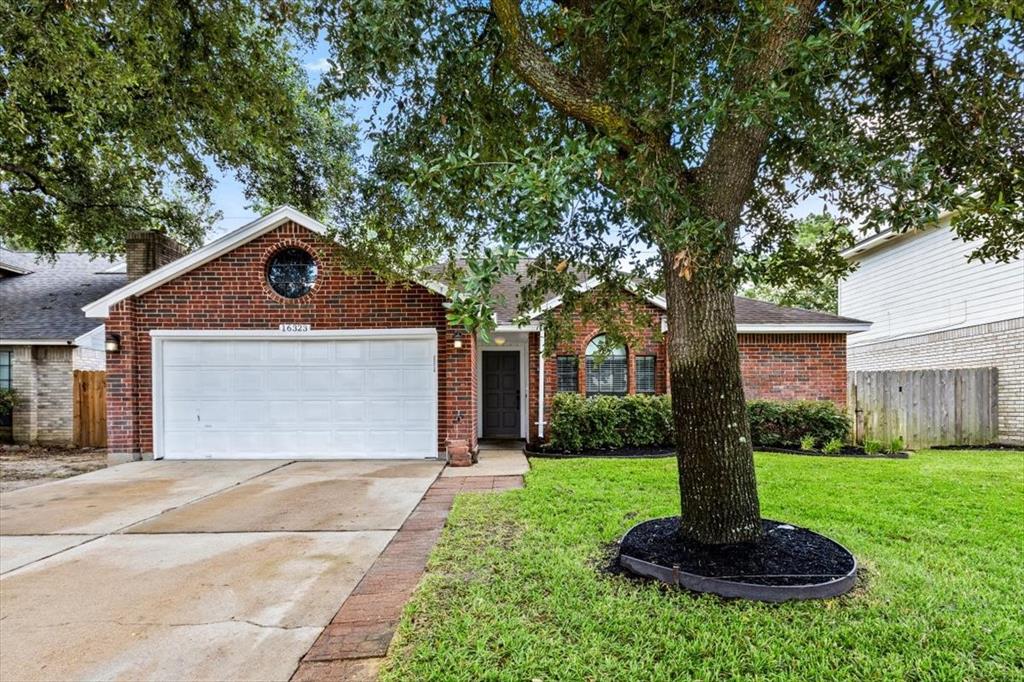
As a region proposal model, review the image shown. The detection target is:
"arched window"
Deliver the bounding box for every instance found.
[585,334,627,396]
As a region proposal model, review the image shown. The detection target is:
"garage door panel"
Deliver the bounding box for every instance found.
[158,335,436,459]
[333,400,366,422]
[404,399,433,425]
[267,342,300,362]
[403,368,432,392]
[368,341,401,363]
[368,399,401,424]
[403,339,433,361]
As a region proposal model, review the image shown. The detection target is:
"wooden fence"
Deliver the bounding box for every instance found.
[73,370,107,447]
[847,368,998,449]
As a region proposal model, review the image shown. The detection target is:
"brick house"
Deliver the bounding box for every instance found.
[0,249,127,444]
[83,206,870,462]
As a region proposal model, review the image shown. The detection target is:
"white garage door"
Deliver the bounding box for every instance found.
[154,332,437,459]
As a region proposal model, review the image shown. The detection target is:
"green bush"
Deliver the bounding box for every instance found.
[746,400,850,449]
[547,393,673,452]
[0,388,17,417]
[546,394,849,453]
[823,438,844,455]
[800,434,816,451]
[864,439,883,455]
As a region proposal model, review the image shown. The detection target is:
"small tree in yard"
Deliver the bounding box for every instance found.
[315,1,1019,540]
[319,1,1023,544]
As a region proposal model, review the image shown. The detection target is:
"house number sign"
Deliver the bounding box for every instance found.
[279,324,311,332]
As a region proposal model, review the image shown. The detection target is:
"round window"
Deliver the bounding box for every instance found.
[266,247,317,299]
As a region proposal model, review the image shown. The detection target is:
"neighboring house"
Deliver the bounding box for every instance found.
[839,213,1024,445]
[0,249,127,443]
[83,206,870,463]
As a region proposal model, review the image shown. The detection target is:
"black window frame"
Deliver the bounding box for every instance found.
[0,349,12,428]
[266,247,318,299]
[635,355,656,394]
[555,355,579,393]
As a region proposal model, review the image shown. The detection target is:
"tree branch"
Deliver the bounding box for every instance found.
[489,0,642,147]
[696,0,819,224]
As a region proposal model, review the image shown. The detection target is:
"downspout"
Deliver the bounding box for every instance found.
[537,327,545,440]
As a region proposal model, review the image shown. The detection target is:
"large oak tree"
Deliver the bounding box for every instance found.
[320,0,1022,544]
[1,0,355,255]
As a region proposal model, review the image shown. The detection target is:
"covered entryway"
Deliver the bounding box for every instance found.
[152,330,437,459]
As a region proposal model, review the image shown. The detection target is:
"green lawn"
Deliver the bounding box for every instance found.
[382,451,1024,681]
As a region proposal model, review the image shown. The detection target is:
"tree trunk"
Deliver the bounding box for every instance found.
[665,267,762,545]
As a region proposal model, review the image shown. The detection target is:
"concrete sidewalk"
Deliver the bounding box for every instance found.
[441,444,530,478]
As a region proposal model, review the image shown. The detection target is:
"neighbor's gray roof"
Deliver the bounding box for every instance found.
[0,248,127,341]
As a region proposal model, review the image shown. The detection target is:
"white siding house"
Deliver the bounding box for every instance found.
[839,215,1024,444]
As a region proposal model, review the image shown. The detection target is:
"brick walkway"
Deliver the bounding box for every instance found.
[291,474,525,682]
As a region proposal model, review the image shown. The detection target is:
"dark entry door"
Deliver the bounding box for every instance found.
[482,351,520,438]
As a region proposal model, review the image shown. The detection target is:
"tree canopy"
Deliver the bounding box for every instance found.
[740,215,850,313]
[1,0,355,256]
[318,0,1022,334]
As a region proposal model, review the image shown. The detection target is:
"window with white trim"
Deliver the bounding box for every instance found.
[585,335,627,396]
[0,350,12,428]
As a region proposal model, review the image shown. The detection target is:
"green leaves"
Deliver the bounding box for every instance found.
[1,0,355,255]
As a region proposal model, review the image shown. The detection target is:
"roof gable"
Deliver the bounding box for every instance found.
[83,206,447,318]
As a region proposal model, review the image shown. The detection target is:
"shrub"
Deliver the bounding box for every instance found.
[747,400,850,449]
[864,439,883,455]
[0,388,17,417]
[822,438,844,455]
[546,395,850,454]
[547,393,672,452]
[887,436,904,454]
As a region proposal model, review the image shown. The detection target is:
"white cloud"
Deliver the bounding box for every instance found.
[304,58,335,74]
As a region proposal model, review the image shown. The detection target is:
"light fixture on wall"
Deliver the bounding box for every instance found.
[493,336,506,346]
[453,330,464,349]
[105,333,121,353]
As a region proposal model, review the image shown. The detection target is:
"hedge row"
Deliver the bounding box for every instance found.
[546,393,850,453]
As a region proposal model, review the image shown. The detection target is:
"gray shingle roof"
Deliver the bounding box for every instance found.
[0,249,127,341]
[432,259,866,327]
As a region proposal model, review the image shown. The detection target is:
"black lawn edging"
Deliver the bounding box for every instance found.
[525,443,909,459]
[618,517,858,602]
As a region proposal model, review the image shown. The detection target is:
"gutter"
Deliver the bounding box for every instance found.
[537,326,545,440]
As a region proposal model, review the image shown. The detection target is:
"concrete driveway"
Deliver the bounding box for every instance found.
[0,459,442,681]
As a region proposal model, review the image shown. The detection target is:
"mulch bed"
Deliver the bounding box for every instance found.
[524,444,675,458]
[526,443,908,459]
[756,445,909,459]
[930,443,1024,452]
[619,517,855,587]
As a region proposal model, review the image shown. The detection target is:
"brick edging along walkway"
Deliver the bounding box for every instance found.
[291,474,524,682]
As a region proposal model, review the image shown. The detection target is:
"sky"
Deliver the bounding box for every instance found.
[205,38,827,241]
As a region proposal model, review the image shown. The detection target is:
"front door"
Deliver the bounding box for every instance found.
[481,351,520,438]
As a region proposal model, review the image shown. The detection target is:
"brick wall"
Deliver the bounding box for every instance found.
[9,345,75,444]
[529,308,849,442]
[531,297,669,442]
[738,333,848,406]
[848,318,1024,444]
[105,221,475,459]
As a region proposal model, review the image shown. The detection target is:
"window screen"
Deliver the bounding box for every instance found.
[556,356,578,393]
[585,335,627,396]
[635,356,656,393]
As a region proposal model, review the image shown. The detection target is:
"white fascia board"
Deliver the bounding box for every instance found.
[735,323,872,334]
[0,262,33,275]
[494,323,540,332]
[840,209,954,260]
[82,205,447,318]
[149,328,437,340]
[528,276,667,319]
